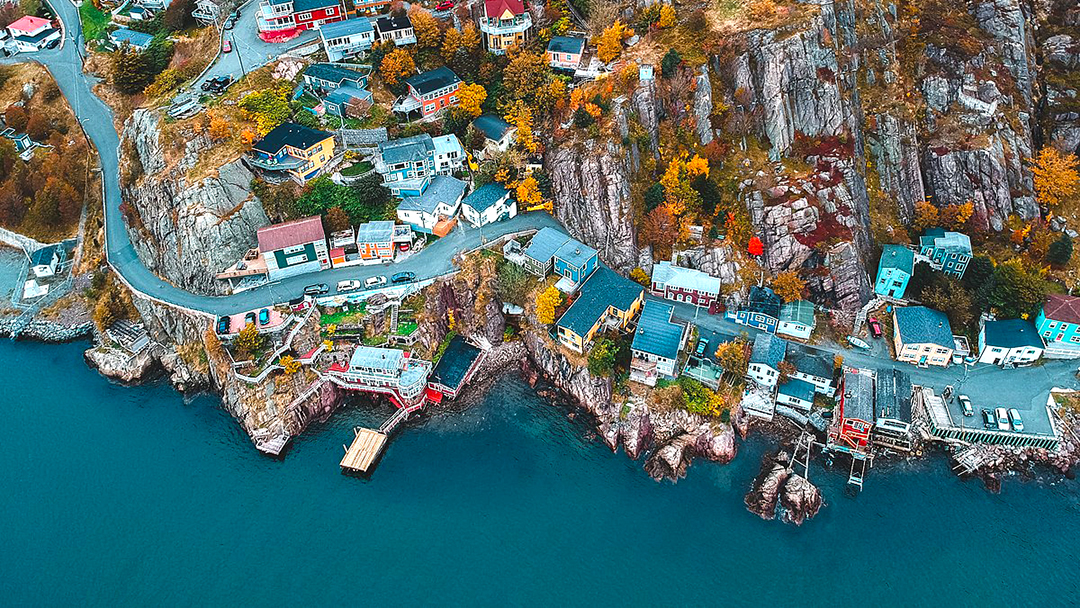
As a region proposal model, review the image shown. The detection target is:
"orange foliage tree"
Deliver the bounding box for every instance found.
[380,48,416,86]
[1031,147,1080,211]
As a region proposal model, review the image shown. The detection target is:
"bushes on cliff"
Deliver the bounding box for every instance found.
[588,337,617,376]
[93,275,138,332]
[294,175,392,225]
[497,261,530,306]
[111,39,174,95]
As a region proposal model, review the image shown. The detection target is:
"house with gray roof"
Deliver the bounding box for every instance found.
[777,377,815,412]
[109,28,154,51]
[650,261,722,311]
[777,300,815,341]
[546,35,585,70]
[302,63,369,95]
[520,227,571,276]
[893,306,954,367]
[747,333,786,387]
[320,17,376,61]
[630,300,688,386]
[396,175,467,236]
[978,318,1044,367]
[786,345,835,396]
[919,228,972,279]
[461,183,516,227]
[471,115,516,156]
[376,133,464,196]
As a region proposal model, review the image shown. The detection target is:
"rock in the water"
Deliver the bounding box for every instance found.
[645,433,696,481]
[745,461,791,520]
[84,345,158,384]
[694,423,737,463]
[779,473,823,525]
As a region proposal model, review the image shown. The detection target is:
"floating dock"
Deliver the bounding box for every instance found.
[340,427,388,474]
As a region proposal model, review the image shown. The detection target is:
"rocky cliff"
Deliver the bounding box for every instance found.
[120,109,270,295]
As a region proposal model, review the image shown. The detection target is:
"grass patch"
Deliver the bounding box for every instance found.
[433,330,457,363]
[319,303,367,326]
[80,3,110,41]
[340,161,374,176]
[395,321,418,336]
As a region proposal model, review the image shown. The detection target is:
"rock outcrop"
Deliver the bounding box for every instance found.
[778,473,823,525]
[84,345,159,383]
[745,451,823,525]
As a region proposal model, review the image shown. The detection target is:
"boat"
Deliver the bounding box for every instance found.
[847,336,871,350]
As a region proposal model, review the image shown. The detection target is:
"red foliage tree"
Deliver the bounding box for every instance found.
[747,236,764,256]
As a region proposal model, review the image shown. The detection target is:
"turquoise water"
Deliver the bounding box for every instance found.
[1,340,1078,606]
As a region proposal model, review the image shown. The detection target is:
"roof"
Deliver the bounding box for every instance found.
[786,345,832,379]
[29,244,58,266]
[472,114,512,141]
[7,16,50,32]
[841,369,874,423]
[523,226,571,263]
[982,318,1044,350]
[878,244,914,274]
[553,239,597,270]
[749,333,786,368]
[740,285,781,318]
[1041,293,1080,324]
[778,378,815,403]
[374,14,411,33]
[894,306,954,349]
[651,261,721,295]
[257,216,326,251]
[632,300,685,360]
[326,84,372,106]
[348,346,404,373]
[462,183,509,213]
[294,0,340,11]
[378,134,434,165]
[484,0,524,18]
[252,122,332,155]
[547,35,585,55]
[303,63,366,85]
[429,335,483,390]
[355,220,395,243]
[111,28,155,48]
[920,228,972,256]
[779,300,815,327]
[405,66,460,96]
[398,175,467,214]
[875,368,911,421]
[320,16,374,38]
[431,133,463,157]
[557,266,643,336]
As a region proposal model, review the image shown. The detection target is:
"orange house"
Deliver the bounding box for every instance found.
[393,66,461,119]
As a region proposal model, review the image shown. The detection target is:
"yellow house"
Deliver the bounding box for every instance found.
[478,0,531,54]
[250,122,336,183]
[893,306,955,367]
[556,266,645,354]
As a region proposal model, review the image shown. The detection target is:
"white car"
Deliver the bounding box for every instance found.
[995,407,1011,431]
[1008,408,1024,432]
[364,275,387,288]
[958,395,973,417]
[337,280,362,292]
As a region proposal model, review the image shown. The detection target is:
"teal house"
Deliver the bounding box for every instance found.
[919,228,972,279]
[875,245,915,298]
[1035,294,1080,359]
[553,239,598,286]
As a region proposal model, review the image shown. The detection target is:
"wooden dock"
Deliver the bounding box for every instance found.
[340,427,388,474]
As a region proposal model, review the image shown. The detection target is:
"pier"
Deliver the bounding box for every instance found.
[340,427,389,474]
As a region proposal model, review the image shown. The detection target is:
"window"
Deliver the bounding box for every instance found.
[297,11,310,19]
[1072,336,1080,344]
[326,6,334,13]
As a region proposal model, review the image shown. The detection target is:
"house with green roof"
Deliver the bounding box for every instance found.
[777,300,815,341]
[461,183,516,227]
[555,266,644,354]
[629,300,688,386]
[777,378,815,412]
[893,305,954,367]
[978,318,1044,366]
[875,244,915,298]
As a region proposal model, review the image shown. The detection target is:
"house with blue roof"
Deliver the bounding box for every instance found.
[302,63,369,95]
[520,227,570,276]
[777,377,815,412]
[875,244,915,298]
[396,175,467,236]
[747,333,786,387]
[324,85,373,118]
[110,28,154,51]
[375,134,465,196]
[556,266,644,354]
[553,239,598,287]
[725,286,781,333]
[471,115,516,157]
[777,300,815,341]
[893,306,954,367]
[546,36,585,71]
[978,318,1044,366]
[461,183,516,227]
[319,18,376,62]
[629,300,688,386]
[919,228,972,279]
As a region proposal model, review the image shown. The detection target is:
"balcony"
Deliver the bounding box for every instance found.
[478,13,531,36]
[247,153,307,171]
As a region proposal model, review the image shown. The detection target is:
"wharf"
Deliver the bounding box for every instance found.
[340,427,388,474]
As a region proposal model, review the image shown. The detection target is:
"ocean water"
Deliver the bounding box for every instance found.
[1,340,1077,607]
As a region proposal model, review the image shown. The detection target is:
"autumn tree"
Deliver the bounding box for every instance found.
[207,112,231,141]
[912,199,939,232]
[324,206,351,233]
[535,285,563,324]
[715,340,747,379]
[747,236,764,256]
[457,82,487,118]
[771,271,806,302]
[938,202,974,230]
[922,279,974,331]
[504,100,538,153]
[504,50,549,101]
[408,6,442,49]
[379,48,416,86]
[460,23,481,51]
[163,0,195,31]
[235,322,266,357]
[4,104,28,132]
[642,205,678,260]
[658,4,676,27]
[442,27,462,61]
[630,267,650,285]
[588,336,617,376]
[24,113,48,142]
[239,85,292,135]
[596,20,630,63]
[279,355,302,374]
[990,259,1046,319]
[1032,148,1080,212]
[516,175,543,209]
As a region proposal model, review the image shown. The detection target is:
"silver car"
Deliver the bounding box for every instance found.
[1008,408,1024,432]
[995,407,1010,431]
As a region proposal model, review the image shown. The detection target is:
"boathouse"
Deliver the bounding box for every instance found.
[427,336,486,399]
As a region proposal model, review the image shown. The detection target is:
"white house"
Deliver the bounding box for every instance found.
[319,17,375,62]
[29,244,59,278]
[432,134,465,175]
[777,300,815,341]
[777,378,815,412]
[629,300,687,386]
[256,216,330,281]
[471,114,516,157]
[747,333,786,388]
[460,183,516,227]
[6,16,60,52]
[978,318,1045,367]
[787,347,835,397]
[396,175,467,235]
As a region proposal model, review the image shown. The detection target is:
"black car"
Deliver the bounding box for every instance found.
[982,408,996,430]
[304,283,330,296]
[45,38,59,50]
[216,316,230,334]
[201,76,232,92]
[391,271,416,284]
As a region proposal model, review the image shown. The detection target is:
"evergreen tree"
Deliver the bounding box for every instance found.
[1048,234,1074,267]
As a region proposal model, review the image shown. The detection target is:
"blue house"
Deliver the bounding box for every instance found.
[919,228,972,279]
[725,286,781,334]
[875,244,915,299]
[1035,294,1080,359]
[553,239,598,287]
[520,227,570,277]
[110,28,155,51]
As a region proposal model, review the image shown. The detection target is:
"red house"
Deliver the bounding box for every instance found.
[257,0,345,38]
[649,260,722,313]
[392,66,461,119]
[833,368,874,451]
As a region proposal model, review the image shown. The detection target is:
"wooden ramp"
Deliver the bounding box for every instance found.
[340,428,388,474]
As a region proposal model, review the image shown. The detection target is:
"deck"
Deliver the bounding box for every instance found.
[340,427,388,474]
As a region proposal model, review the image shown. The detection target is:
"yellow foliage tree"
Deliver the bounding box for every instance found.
[235,323,265,358]
[442,27,462,61]
[939,202,974,230]
[535,285,563,325]
[380,48,416,86]
[1031,147,1080,211]
[685,154,709,178]
[660,153,703,218]
[771,270,806,302]
[280,355,301,374]
[596,21,630,63]
[457,82,487,118]
[658,4,676,27]
[630,267,650,285]
[912,199,939,232]
[503,50,549,100]
[516,176,543,209]
[208,112,231,142]
[504,100,538,153]
[408,7,442,48]
[460,23,481,50]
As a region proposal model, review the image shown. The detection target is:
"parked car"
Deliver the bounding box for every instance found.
[868,317,882,338]
[365,275,387,288]
[982,409,995,430]
[337,280,362,292]
[224,16,235,29]
[45,38,59,50]
[435,0,454,10]
[258,308,270,326]
[303,283,329,296]
[1008,408,1024,432]
[399,242,410,252]
[958,394,973,417]
[202,75,232,93]
[231,8,241,18]
[244,311,256,326]
[217,316,230,334]
[995,407,1010,431]
[222,39,231,53]
[695,339,709,358]
[391,271,415,284]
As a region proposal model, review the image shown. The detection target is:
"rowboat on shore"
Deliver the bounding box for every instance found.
[847,336,871,350]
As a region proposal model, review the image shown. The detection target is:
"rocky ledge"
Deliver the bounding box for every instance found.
[744,451,823,526]
[0,318,93,342]
[84,344,160,384]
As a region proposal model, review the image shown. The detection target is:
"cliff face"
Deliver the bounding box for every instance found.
[120,109,270,295]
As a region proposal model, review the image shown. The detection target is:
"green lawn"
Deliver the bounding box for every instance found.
[340,161,374,176]
[395,321,418,336]
[79,3,110,41]
[319,304,367,326]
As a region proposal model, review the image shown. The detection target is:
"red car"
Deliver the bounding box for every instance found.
[435,0,454,10]
[868,317,883,338]
[222,39,232,53]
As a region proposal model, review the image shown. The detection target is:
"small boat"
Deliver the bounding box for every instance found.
[847,336,871,350]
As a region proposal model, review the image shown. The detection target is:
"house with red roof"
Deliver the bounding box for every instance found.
[1035,294,1080,359]
[256,0,345,37]
[256,216,330,280]
[6,16,60,52]
[478,0,531,54]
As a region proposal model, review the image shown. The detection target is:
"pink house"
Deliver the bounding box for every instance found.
[6,15,60,52]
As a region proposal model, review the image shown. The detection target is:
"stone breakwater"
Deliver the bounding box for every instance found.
[0,317,94,342]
